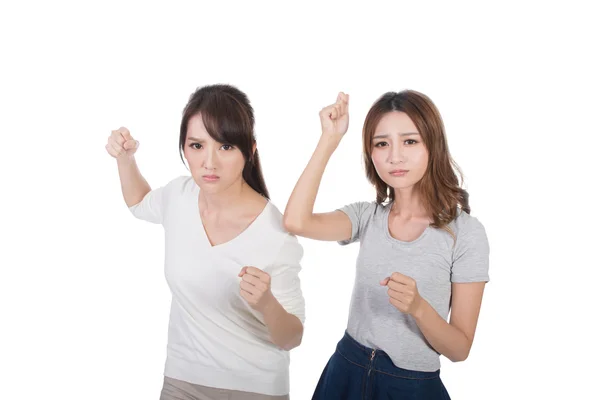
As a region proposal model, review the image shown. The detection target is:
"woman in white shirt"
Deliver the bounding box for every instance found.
[106,84,305,400]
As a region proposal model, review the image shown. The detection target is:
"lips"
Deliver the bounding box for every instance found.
[202,175,220,182]
[389,169,409,176]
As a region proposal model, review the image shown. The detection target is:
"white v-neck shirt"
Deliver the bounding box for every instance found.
[128,176,305,396]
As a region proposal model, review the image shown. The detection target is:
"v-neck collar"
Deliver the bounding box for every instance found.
[192,181,270,250]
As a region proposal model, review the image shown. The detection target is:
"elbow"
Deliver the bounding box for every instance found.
[450,348,471,363]
[281,341,300,352]
[127,201,141,209]
[450,354,467,363]
[448,333,474,363]
[275,326,304,351]
[283,214,304,235]
[281,332,303,351]
[126,188,151,209]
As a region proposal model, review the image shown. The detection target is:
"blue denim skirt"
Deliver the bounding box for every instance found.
[312,331,451,399]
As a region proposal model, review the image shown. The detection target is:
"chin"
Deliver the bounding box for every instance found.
[197,182,223,193]
[382,179,418,191]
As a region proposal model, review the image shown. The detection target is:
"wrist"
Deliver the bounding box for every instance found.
[318,134,341,151]
[412,296,428,321]
[117,155,136,166]
[260,293,282,319]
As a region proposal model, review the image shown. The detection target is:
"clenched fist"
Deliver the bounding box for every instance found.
[380,272,424,317]
[106,127,139,159]
[319,92,350,139]
[238,266,277,314]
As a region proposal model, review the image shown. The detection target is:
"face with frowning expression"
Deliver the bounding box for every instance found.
[370,111,429,191]
[183,113,251,194]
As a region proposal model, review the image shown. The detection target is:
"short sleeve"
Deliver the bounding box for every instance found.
[451,216,490,283]
[269,234,306,324]
[128,176,186,224]
[337,201,376,245]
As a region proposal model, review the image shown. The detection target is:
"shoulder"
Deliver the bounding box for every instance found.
[450,209,489,251]
[165,175,196,195]
[260,201,287,235]
[339,200,386,219]
[262,201,304,259]
[454,209,483,231]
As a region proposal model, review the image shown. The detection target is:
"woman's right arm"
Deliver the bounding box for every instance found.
[106,127,151,207]
[283,93,352,242]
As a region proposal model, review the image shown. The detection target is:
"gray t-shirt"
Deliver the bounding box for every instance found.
[338,201,490,372]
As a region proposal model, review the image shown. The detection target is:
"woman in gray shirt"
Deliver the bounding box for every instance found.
[284,91,489,399]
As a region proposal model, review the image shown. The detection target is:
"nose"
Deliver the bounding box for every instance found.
[388,142,406,164]
[202,147,217,170]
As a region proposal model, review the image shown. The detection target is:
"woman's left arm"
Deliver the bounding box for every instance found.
[382,274,486,362]
[238,266,304,351]
[413,282,486,362]
[261,295,304,351]
[239,233,305,351]
[383,216,489,361]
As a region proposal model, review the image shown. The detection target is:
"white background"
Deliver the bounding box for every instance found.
[1,1,599,399]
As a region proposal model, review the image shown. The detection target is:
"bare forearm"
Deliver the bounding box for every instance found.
[262,300,303,351]
[414,300,472,362]
[116,157,151,207]
[283,136,340,229]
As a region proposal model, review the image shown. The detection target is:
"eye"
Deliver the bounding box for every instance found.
[374,141,388,147]
[221,144,234,150]
[405,139,418,145]
[189,143,202,150]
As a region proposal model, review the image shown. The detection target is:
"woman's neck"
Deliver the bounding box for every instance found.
[391,186,428,220]
[199,179,253,215]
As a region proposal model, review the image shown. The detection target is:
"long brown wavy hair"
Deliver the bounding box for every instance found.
[362,90,469,231]
[178,84,269,199]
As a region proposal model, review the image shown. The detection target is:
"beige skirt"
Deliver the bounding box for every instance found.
[159,376,290,400]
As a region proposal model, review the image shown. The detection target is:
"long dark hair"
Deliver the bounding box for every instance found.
[179,84,269,199]
[362,90,469,230]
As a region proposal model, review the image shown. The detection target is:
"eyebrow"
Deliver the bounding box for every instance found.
[186,137,204,141]
[373,132,419,139]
